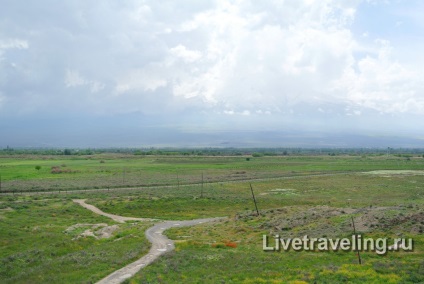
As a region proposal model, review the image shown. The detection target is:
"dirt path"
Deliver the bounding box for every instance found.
[73,199,155,223]
[73,199,224,284]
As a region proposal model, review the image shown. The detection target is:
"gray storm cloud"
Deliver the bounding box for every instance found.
[0,0,423,147]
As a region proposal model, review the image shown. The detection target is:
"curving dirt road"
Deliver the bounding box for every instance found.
[73,199,224,284]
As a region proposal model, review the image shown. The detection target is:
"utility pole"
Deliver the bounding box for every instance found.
[201,172,204,198]
[177,173,180,190]
[250,183,260,216]
[351,216,362,265]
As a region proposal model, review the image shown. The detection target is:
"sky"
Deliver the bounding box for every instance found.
[0,0,423,148]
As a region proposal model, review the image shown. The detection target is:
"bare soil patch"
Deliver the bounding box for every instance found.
[363,170,424,177]
[64,223,120,240]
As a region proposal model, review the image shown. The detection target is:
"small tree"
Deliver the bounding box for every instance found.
[35,165,41,171]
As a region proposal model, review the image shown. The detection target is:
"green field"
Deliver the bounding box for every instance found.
[1,153,423,192]
[0,153,423,283]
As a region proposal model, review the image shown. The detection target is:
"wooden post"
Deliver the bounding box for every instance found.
[250,183,260,216]
[351,216,362,265]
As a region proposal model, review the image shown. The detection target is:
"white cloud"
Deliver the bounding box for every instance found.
[65,69,86,87]
[333,39,424,114]
[144,0,359,112]
[115,67,167,94]
[241,110,250,116]
[90,81,105,93]
[65,69,105,93]
[129,4,152,23]
[169,45,202,62]
[223,110,234,115]
[0,39,28,60]
[1,0,424,138]
[223,109,251,116]
[129,0,421,117]
[0,39,28,50]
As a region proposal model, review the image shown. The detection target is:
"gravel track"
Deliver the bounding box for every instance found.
[73,199,224,284]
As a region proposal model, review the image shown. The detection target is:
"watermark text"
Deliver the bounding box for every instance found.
[263,234,413,255]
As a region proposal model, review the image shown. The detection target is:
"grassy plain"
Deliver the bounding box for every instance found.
[1,154,424,192]
[0,196,151,283]
[0,153,423,283]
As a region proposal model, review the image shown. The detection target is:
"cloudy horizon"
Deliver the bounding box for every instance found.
[1,0,423,148]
